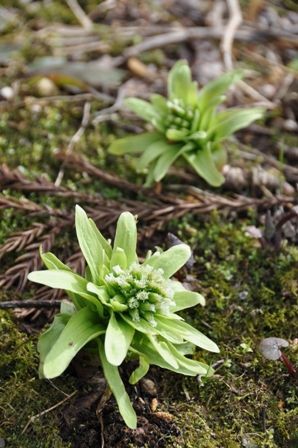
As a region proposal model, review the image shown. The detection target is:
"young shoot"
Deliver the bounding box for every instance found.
[109,60,264,187]
[28,206,219,429]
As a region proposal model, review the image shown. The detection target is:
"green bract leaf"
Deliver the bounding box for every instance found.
[166,128,189,141]
[42,307,104,378]
[152,144,184,182]
[28,269,87,294]
[38,313,70,378]
[129,356,150,384]
[75,205,105,283]
[136,139,172,172]
[28,269,104,314]
[145,244,191,278]
[98,340,137,429]
[184,146,225,187]
[148,335,179,368]
[88,218,112,258]
[121,314,158,335]
[109,132,161,155]
[105,312,134,366]
[157,316,219,353]
[210,107,265,141]
[125,97,159,123]
[39,250,88,308]
[110,247,127,269]
[113,211,137,266]
[173,290,206,311]
[150,93,168,116]
[168,60,197,106]
[197,70,243,110]
[40,251,71,271]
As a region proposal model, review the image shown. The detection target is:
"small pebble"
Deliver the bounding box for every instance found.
[154,411,174,422]
[0,86,14,100]
[36,78,57,96]
[140,378,157,397]
[151,397,159,412]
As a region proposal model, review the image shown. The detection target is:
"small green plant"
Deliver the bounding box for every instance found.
[28,206,219,428]
[109,60,264,187]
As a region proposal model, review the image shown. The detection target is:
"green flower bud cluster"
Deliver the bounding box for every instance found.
[165,99,194,130]
[105,263,174,326]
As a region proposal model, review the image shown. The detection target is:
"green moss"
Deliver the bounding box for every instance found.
[0,311,75,447]
[162,214,298,447]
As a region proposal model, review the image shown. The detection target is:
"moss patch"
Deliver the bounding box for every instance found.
[0,311,76,447]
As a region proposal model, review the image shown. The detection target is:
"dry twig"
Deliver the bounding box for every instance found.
[222,0,242,70]
[65,0,93,30]
[55,102,91,186]
[22,390,77,434]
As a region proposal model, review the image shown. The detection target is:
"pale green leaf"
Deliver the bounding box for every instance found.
[168,60,197,105]
[39,251,86,310]
[125,97,160,122]
[148,335,179,368]
[183,146,225,187]
[75,205,105,283]
[157,316,219,353]
[145,244,191,278]
[168,343,211,375]
[87,282,111,307]
[121,314,157,335]
[38,313,70,378]
[28,269,87,294]
[60,300,76,315]
[166,128,189,141]
[40,251,71,271]
[110,298,128,312]
[197,70,243,111]
[109,132,161,155]
[211,145,227,169]
[110,247,127,269]
[105,312,135,366]
[173,290,206,311]
[210,107,265,141]
[42,307,104,378]
[152,144,182,182]
[150,93,168,116]
[154,319,184,344]
[129,356,150,384]
[98,340,137,429]
[28,270,104,314]
[88,218,112,258]
[113,212,137,266]
[132,336,205,376]
[136,139,172,172]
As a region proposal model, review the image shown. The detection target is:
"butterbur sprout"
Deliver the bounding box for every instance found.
[28,206,219,428]
[109,60,264,187]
